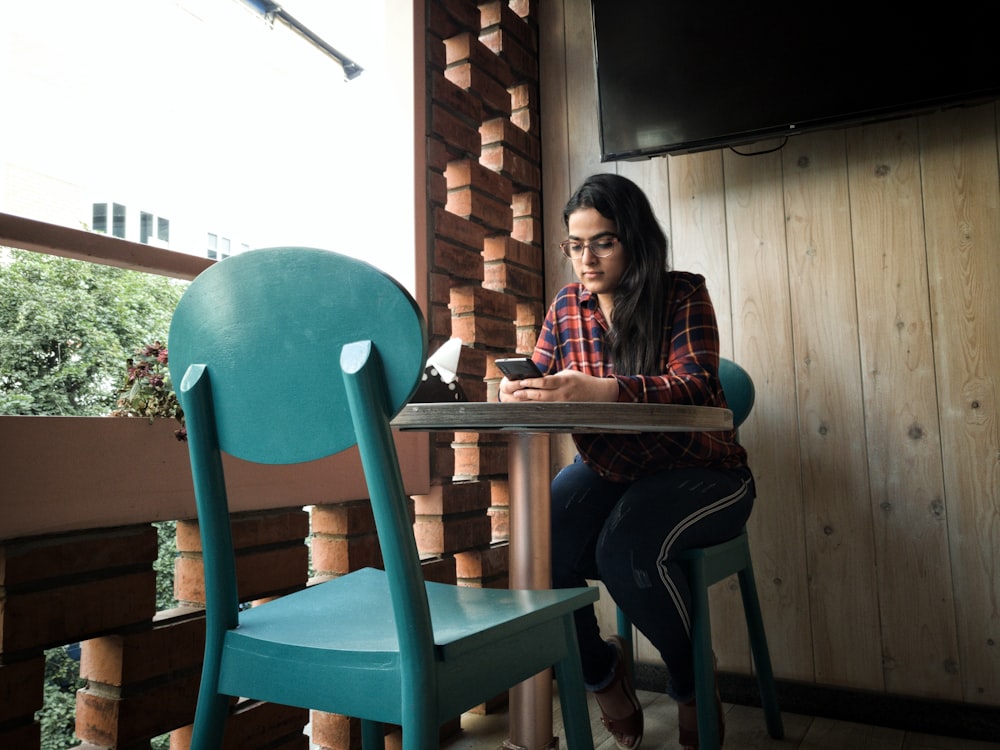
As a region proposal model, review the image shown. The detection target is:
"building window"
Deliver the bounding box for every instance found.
[92,203,107,234]
[207,233,218,260]
[220,236,231,260]
[112,203,126,239]
[140,212,153,244]
[157,217,170,244]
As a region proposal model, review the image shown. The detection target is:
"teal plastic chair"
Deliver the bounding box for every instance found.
[615,358,783,750]
[168,247,599,750]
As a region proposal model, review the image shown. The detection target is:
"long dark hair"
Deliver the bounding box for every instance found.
[562,173,670,375]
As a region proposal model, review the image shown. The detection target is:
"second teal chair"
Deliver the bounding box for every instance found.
[169,247,599,749]
[616,358,783,750]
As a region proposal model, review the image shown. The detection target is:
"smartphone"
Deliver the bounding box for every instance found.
[496,357,544,380]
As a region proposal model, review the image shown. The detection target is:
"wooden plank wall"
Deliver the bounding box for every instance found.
[539,0,999,708]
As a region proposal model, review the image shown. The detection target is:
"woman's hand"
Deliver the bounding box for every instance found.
[499,369,619,403]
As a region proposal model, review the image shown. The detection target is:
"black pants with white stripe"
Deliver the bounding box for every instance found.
[550,455,755,702]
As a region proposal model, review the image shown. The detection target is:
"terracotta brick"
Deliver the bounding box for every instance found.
[76,667,204,748]
[491,479,510,510]
[432,443,457,479]
[516,326,542,355]
[429,301,455,341]
[455,542,510,582]
[431,0,481,37]
[0,722,40,748]
[509,0,538,23]
[511,106,540,137]
[428,168,448,207]
[0,526,157,586]
[0,654,44,722]
[310,501,375,536]
[456,343,489,380]
[443,32,515,87]
[509,81,538,112]
[384,716,462,749]
[431,71,482,123]
[413,480,492,515]
[516,300,546,328]
[455,374,487,403]
[169,700,308,750]
[512,189,541,218]
[484,259,544,299]
[434,207,489,251]
[479,27,538,80]
[450,284,518,319]
[79,608,204,687]
[482,235,541,266]
[310,534,382,577]
[446,186,513,233]
[176,509,309,553]
[414,514,493,556]
[420,555,457,585]
[479,1,537,51]
[429,238,482,283]
[512,213,543,244]
[480,142,541,191]
[454,442,508,478]
[1,570,155,653]
[445,61,512,117]
[429,271,453,306]
[310,709,367,750]
[426,134,452,172]
[445,158,513,201]
[175,544,308,605]
[431,102,482,158]
[480,117,540,162]
[451,311,517,349]
[426,31,448,73]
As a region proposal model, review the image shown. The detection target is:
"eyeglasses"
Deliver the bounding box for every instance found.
[559,235,620,259]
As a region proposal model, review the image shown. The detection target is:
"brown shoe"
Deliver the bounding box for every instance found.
[594,636,644,749]
[677,677,725,749]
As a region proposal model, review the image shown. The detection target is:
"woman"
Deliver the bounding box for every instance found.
[498,173,754,749]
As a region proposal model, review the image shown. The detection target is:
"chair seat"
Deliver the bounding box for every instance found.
[220,567,599,724]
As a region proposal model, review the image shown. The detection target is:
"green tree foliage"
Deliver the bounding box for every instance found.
[38,647,85,750]
[0,248,186,415]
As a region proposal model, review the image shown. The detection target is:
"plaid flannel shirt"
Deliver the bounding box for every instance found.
[532,271,749,482]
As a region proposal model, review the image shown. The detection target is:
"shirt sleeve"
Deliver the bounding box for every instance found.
[614,273,722,406]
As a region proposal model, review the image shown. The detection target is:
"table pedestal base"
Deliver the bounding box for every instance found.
[502,737,558,750]
[505,433,558,750]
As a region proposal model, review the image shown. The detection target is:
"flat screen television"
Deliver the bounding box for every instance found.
[592,1,1000,160]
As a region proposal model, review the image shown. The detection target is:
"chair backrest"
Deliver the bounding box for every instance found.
[168,247,430,653]
[718,358,755,428]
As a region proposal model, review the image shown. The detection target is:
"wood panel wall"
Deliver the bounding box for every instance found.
[539,0,999,708]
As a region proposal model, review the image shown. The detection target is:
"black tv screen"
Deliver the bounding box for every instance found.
[593,1,1000,160]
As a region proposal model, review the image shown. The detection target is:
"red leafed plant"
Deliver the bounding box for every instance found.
[111,342,186,440]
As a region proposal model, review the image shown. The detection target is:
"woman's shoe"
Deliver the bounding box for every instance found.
[677,687,725,749]
[593,636,644,749]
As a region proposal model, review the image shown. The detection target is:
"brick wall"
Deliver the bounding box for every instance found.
[423,0,543,592]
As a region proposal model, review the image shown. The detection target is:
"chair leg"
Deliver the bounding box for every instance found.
[189,690,230,750]
[737,564,784,739]
[360,719,383,750]
[689,563,722,750]
[554,617,596,750]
